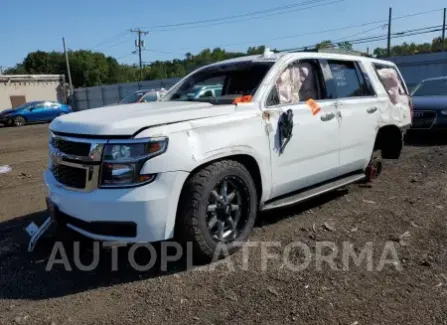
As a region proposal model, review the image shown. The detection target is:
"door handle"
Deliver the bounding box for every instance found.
[367,107,378,114]
[320,112,335,122]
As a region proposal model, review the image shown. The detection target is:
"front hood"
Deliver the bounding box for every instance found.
[50,101,235,136]
[0,108,14,116]
[412,96,447,111]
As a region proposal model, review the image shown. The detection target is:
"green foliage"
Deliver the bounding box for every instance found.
[337,41,353,50]
[316,40,335,49]
[4,46,270,88]
[374,37,447,58]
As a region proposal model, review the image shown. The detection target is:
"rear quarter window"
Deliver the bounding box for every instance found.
[374,64,408,95]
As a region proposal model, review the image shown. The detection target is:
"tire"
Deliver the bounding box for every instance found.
[13,116,26,127]
[176,160,258,262]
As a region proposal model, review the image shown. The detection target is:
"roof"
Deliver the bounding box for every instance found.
[0,74,63,82]
[200,49,395,71]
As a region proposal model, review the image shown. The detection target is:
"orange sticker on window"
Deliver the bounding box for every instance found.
[306,99,321,116]
[233,95,253,104]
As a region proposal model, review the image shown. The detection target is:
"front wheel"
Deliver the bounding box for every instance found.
[176,160,258,262]
[13,116,26,127]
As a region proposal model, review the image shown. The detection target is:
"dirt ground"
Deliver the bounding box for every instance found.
[0,123,446,325]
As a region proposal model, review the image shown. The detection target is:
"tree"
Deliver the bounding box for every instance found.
[316,40,335,49]
[337,41,353,50]
[4,63,26,74]
[247,46,266,55]
[373,37,447,58]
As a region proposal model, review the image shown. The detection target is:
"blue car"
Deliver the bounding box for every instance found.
[0,101,72,127]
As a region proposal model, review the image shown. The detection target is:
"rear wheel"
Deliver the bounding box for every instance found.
[13,116,26,127]
[176,160,258,262]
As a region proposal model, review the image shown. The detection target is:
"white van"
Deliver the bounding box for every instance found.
[44,49,412,260]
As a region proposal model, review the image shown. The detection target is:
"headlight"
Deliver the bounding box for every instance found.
[100,137,168,187]
[441,110,447,116]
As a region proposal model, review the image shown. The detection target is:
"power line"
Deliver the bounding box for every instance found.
[116,54,132,60]
[141,0,343,32]
[332,24,387,43]
[283,25,444,51]
[100,37,132,52]
[139,0,332,30]
[350,27,443,46]
[88,30,131,50]
[155,7,445,53]
[101,7,445,61]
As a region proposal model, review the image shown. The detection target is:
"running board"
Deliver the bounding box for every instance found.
[261,173,366,211]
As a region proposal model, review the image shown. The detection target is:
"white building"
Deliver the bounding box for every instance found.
[0,74,66,112]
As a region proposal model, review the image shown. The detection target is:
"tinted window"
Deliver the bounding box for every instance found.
[120,92,144,104]
[412,79,447,96]
[328,61,364,98]
[168,62,274,104]
[34,103,45,109]
[141,94,158,102]
[200,90,214,98]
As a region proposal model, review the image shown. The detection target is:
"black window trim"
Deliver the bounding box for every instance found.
[354,62,377,98]
[264,58,329,108]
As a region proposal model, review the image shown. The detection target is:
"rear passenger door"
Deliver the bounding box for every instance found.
[326,60,379,173]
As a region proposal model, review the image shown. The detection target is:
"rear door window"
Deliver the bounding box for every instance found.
[327,60,373,98]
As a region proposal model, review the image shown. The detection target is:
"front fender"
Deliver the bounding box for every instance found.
[138,114,273,202]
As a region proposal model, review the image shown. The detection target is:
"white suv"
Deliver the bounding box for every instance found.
[46,49,412,260]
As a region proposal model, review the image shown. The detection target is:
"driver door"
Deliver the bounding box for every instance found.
[26,102,47,122]
[263,59,341,199]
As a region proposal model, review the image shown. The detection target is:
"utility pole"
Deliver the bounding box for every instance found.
[442,8,446,52]
[130,29,149,83]
[62,37,74,99]
[387,7,392,57]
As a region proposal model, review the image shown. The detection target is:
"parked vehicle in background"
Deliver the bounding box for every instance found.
[410,77,447,132]
[183,85,223,100]
[119,89,167,104]
[46,50,411,261]
[0,101,72,127]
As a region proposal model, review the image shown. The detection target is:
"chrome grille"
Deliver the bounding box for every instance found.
[52,138,91,156]
[50,133,106,192]
[52,164,87,189]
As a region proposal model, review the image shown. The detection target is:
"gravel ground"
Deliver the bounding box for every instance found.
[0,124,446,325]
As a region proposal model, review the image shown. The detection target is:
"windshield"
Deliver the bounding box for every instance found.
[120,92,145,104]
[14,102,39,110]
[165,61,274,104]
[412,79,447,97]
